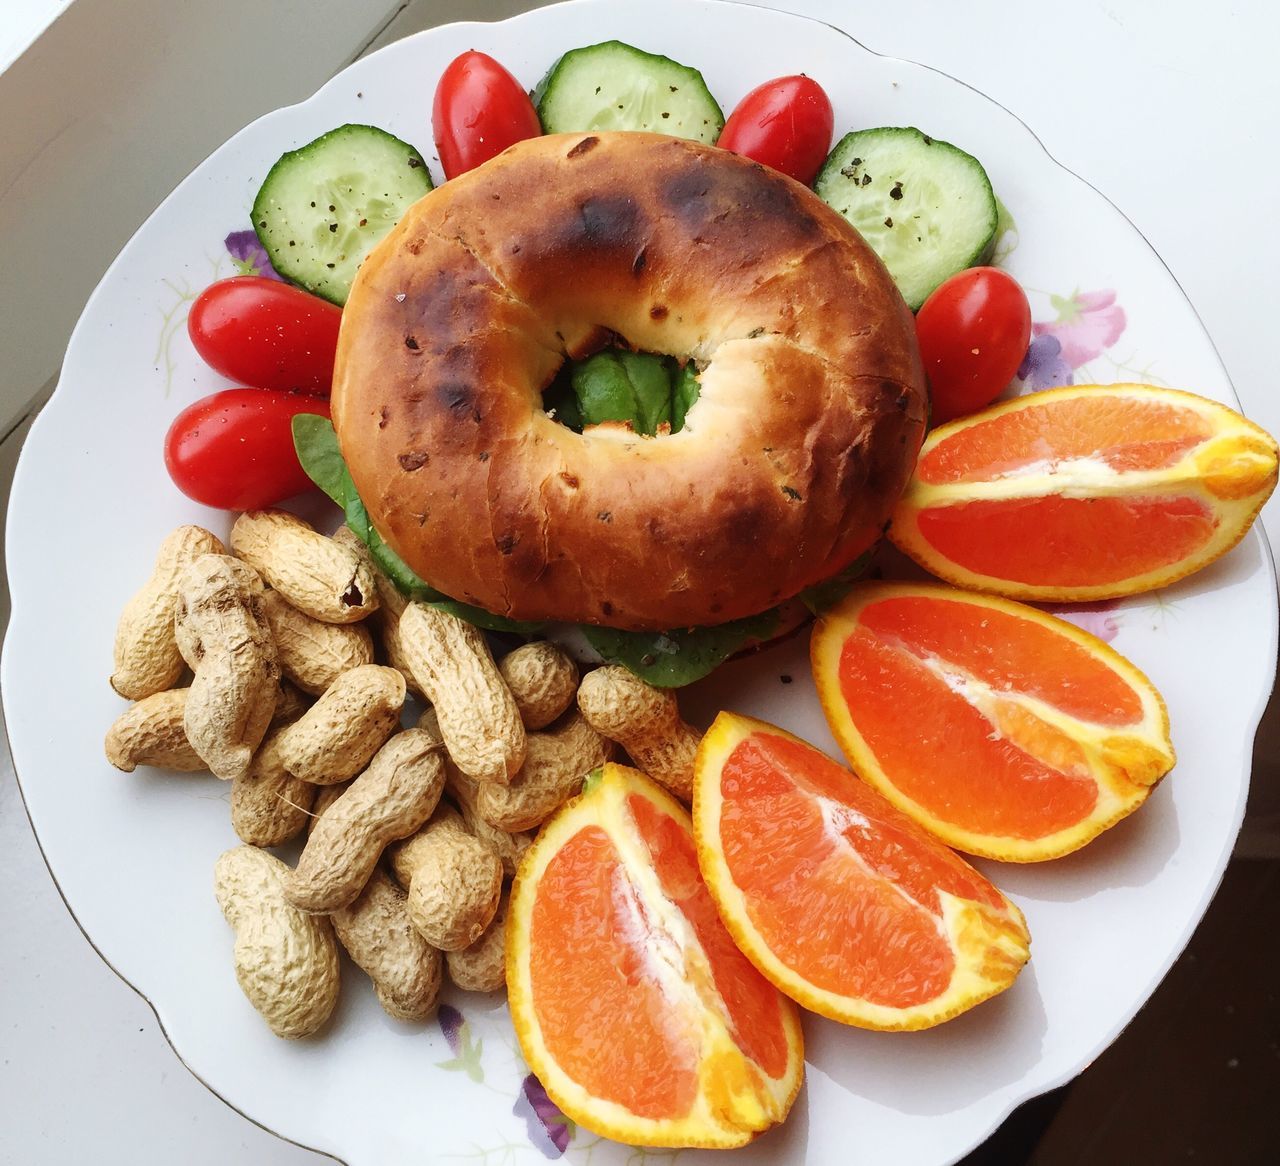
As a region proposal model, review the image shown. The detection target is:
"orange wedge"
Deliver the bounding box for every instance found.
[694,713,1030,1030]
[507,762,804,1149]
[889,384,1277,600]
[811,581,1176,861]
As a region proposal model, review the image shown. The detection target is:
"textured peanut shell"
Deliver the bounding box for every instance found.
[446,892,507,993]
[454,787,532,878]
[391,807,502,951]
[398,603,525,783]
[476,711,612,832]
[111,526,226,699]
[260,590,374,695]
[309,781,350,831]
[104,688,205,773]
[231,726,317,848]
[214,846,339,1039]
[577,666,699,801]
[285,729,445,913]
[499,642,579,730]
[231,509,379,624]
[277,665,406,785]
[332,868,443,1021]
[270,680,313,726]
[331,526,423,698]
[420,707,532,877]
[176,554,280,781]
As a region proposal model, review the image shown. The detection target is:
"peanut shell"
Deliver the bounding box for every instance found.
[214,845,339,1039]
[277,664,406,785]
[111,525,226,700]
[332,868,443,1021]
[285,729,445,913]
[104,688,205,773]
[231,509,378,624]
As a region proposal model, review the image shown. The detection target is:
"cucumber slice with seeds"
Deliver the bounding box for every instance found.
[252,124,433,305]
[815,126,998,310]
[536,40,723,143]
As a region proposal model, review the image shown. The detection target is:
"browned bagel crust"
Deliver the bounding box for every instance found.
[332,132,926,631]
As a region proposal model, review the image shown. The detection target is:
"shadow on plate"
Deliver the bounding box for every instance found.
[804,960,1048,1118]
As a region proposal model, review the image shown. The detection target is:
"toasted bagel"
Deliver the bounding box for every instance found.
[332,132,926,630]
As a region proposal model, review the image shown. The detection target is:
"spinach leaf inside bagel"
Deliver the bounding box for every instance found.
[543,347,700,436]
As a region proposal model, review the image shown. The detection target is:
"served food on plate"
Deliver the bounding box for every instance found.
[812,582,1177,861]
[695,712,1030,1028]
[97,31,1280,1157]
[507,762,805,1149]
[332,129,926,631]
[890,384,1280,600]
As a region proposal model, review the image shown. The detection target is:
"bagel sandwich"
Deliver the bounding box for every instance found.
[304,132,927,683]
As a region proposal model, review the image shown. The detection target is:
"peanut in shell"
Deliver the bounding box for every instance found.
[285,728,445,913]
[175,554,279,781]
[332,868,444,1022]
[111,525,226,700]
[231,509,378,624]
[104,688,205,773]
[277,664,406,785]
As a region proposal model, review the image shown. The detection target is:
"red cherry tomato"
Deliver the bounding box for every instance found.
[433,51,542,180]
[164,388,330,510]
[915,267,1032,425]
[716,75,834,186]
[187,276,341,395]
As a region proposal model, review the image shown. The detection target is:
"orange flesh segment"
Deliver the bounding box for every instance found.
[918,396,1214,484]
[529,823,698,1119]
[627,793,790,1080]
[858,595,1143,725]
[717,733,1005,1008]
[838,629,1099,837]
[916,495,1216,586]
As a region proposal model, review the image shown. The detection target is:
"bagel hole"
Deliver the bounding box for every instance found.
[541,345,701,437]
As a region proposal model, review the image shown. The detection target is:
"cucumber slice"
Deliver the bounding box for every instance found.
[536,40,723,142]
[814,127,997,310]
[252,124,433,305]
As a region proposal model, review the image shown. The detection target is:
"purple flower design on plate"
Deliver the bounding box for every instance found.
[515,1074,575,1158]
[435,1004,484,1082]
[1040,599,1122,643]
[225,228,283,280]
[1017,334,1074,391]
[1032,288,1126,369]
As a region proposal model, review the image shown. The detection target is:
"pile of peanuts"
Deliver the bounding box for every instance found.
[104,509,704,1039]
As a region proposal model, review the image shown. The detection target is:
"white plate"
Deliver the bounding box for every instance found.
[4,1,1276,1163]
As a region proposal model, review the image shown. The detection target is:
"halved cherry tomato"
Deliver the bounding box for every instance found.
[164,388,329,510]
[915,267,1032,425]
[433,51,541,180]
[187,276,341,395]
[716,75,834,186]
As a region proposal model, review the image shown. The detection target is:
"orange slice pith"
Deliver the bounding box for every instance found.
[889,384,1278,600]
[693,712,1030,1031]
[507,762,804,1149]
[811,581,1176,862]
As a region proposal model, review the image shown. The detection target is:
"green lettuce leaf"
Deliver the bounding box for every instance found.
[582,609,782,688]
[797,550,876,616]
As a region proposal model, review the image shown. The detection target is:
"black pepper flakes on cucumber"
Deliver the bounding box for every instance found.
[536,40,724,142]
[252,124,433,305]
[814,127,998,310]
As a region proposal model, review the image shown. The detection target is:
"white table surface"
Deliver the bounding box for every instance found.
[3,2,1277,1163]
